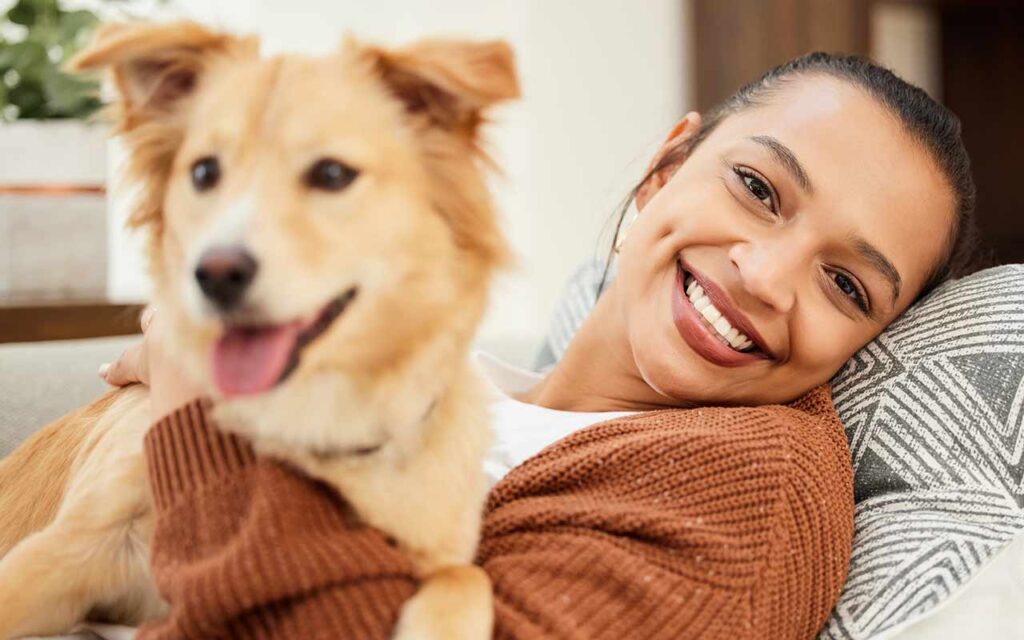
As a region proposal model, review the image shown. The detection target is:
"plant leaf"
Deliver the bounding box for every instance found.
[8,77,46,118]
[0,39,47,71]
[58,10,98,54]
[1,0,101,120]
[6,0,60,27]
[41,64,98,116]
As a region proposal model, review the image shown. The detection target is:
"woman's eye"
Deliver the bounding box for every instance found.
[832,271,869,313]
[734,168,776,212]
[191,156,221,192]
[305,158,359,192]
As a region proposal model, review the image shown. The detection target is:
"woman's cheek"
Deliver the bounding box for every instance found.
[785,332,857,393]
[652,185,725,239]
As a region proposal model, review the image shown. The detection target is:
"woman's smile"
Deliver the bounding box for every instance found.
[671,258,775,367]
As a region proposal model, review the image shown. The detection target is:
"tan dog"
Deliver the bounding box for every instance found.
[0,21,516,639]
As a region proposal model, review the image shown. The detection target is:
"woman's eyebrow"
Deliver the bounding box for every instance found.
[744,135,901,307]
[850,235,903,306]
[749,135,814,195]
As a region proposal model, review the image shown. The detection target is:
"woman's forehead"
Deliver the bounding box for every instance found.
[709,77,918,174]
[699,76,954,309]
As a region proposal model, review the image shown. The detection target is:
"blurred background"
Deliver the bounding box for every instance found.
[0,0,1021,366]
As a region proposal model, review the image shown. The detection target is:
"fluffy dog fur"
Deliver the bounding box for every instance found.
[0,21,517,639]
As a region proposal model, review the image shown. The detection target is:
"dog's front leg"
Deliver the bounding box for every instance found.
[300,420,495,638]
[0,391,161,639]
[0,509,159,639]
[281,445,494,640]
[391,564,493,640]
[0,526,93,639]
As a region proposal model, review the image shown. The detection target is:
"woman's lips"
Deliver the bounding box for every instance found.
[670,262,770,368]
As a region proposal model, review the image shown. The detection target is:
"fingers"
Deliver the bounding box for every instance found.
[99,306,156,386]
[141,306,155,333]
[100,340,149,387]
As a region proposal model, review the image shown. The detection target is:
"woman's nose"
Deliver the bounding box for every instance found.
[728,242,798,314]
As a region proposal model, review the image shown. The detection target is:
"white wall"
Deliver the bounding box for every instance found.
[871,2,941,99]
[106,0,691,365]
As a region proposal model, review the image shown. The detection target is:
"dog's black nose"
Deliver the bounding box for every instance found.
[195,247,258,311]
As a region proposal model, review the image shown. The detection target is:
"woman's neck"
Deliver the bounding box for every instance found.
[519,282,686,412]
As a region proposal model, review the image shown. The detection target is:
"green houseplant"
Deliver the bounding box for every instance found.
[0,0,103,122]
[0,0,166,184]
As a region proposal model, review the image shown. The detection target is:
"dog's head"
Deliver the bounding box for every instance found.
[74,22,517,404]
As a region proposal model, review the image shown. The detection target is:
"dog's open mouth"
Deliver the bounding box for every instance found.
[211,287,358,397]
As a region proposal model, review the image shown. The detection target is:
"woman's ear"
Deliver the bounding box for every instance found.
[635,112,702,211]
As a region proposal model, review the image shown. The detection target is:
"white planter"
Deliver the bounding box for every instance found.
[0,120,109,301]
[0,120,107,186]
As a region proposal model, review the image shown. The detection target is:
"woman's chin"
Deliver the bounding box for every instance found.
[632,340,722,405]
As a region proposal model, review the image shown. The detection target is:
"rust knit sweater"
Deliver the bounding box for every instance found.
[138,385,853,640]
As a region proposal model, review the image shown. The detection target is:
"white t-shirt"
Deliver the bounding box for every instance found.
[474,351,637,488]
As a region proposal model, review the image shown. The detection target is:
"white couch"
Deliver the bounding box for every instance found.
[2,337,1022,640]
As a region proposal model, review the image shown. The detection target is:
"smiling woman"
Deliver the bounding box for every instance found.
[82,50,977,640]
[522,52,977,412]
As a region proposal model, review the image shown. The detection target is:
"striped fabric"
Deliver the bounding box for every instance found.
[533,260,611,371]
[534,261,1024,639]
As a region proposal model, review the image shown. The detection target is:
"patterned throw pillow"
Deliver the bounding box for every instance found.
[535,261,1024,639]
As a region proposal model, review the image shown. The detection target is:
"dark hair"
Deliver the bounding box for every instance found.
[601,52,981,302]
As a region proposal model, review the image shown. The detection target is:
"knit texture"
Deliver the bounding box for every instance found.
[139,385,853,640]
[140,401,416,639]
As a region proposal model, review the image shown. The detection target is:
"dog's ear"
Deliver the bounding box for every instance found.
[361,38,520,132]
[69,21,253,129]
[69,22,254,231]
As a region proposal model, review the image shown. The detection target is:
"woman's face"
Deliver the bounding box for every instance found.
[617,75,954,405]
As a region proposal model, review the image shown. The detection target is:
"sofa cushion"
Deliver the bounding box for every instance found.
[536,261,1024,639]
[0,335,136,458]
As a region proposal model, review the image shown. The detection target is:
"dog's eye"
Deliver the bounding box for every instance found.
[305,158,359,192]
[191,156,221,192]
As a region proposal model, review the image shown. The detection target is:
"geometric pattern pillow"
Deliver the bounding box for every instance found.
[534,261,1024,639]
[820,264,1024,639]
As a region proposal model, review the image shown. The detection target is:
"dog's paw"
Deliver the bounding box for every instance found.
[391,565,493,640]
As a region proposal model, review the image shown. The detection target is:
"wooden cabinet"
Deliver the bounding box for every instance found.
[939,2,1024,264]
[693,0,869,111]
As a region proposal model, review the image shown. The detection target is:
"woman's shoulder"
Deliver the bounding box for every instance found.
[615,384,854,517]
[626,384,854,636]
[563,384,850,475]
[494,383,853,511]
[485,384,854,636]
[504,383,856,559]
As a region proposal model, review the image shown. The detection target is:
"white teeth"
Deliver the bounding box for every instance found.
[727,331,746,349]
[701,304,722,323]
[683,274,756,352]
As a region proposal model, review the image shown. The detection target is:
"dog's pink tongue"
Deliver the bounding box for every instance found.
[212,324,300,397]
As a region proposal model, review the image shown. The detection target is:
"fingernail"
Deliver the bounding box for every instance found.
[98,363,110,378]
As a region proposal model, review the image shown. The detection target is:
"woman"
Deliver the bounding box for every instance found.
[104,53,977,639]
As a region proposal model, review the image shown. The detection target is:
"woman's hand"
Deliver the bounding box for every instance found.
[100,307,205,422]
[99,307,154,387]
